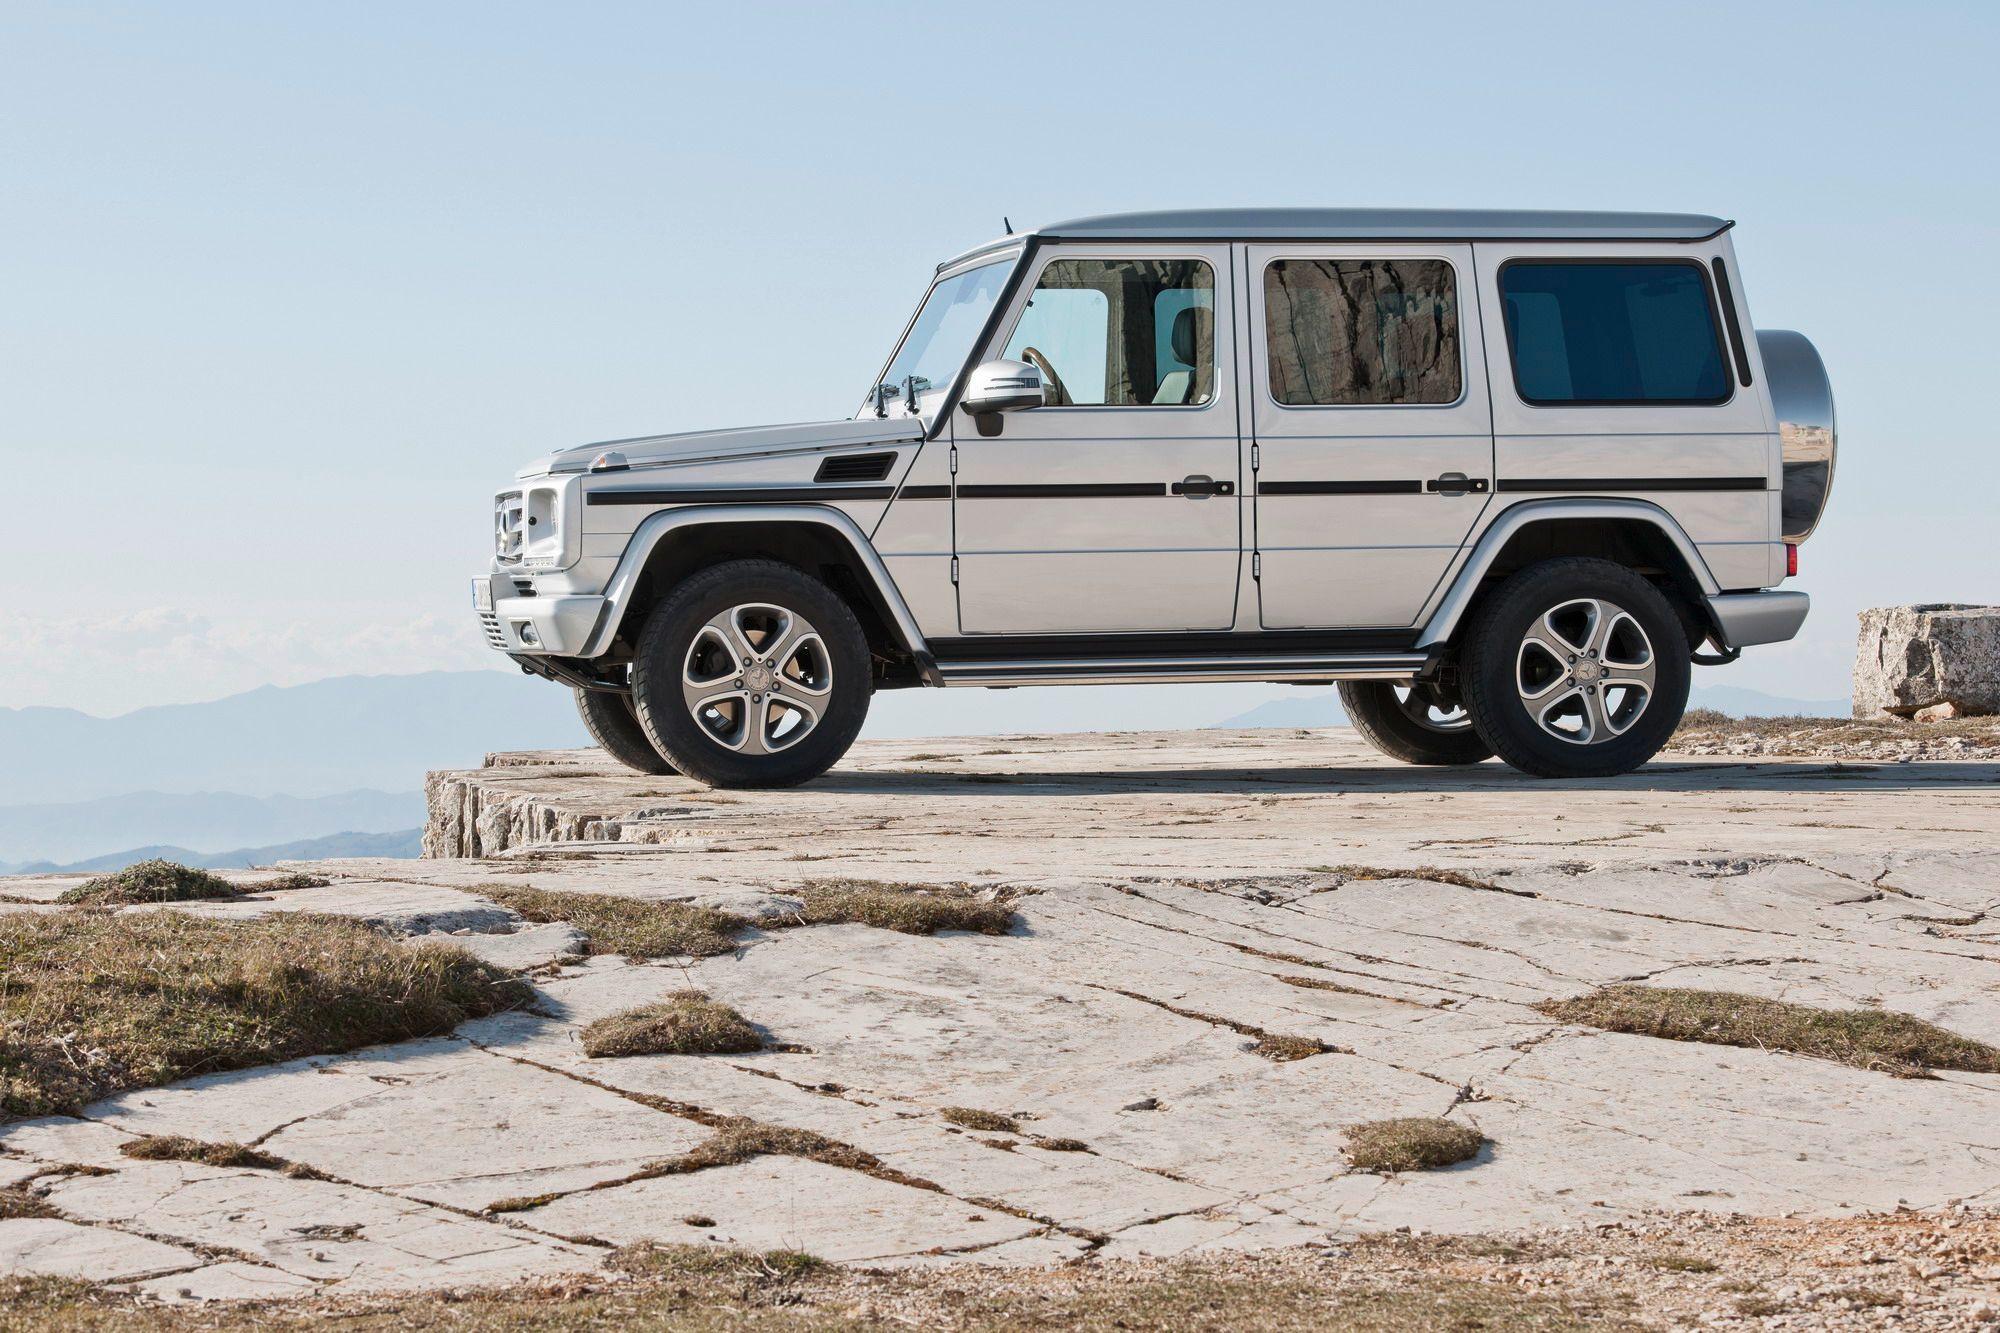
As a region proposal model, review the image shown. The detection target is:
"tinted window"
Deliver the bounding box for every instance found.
[1500,261,1729,405]
[1002,258,1213,406]
[1264,259,1461,405]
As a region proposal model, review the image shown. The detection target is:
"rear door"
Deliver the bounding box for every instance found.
[1245,244,1494,628]
[952,244,1243,634]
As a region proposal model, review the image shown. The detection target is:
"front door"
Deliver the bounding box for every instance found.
[952,244,1242,634]
[1245,244,1495,628]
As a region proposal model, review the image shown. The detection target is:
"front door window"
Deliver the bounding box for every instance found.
[1001,259,1214,407]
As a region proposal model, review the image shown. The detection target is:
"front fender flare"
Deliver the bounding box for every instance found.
[1414,498,1722,649]
[579,504,937,681]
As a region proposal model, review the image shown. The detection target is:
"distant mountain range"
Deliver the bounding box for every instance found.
[1,828,423,876]
[1210,684,1848,729]
[0,788,423,866]
[0,670,588,805]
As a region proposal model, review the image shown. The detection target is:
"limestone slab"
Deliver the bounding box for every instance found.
[528,1155,1039,1261]
[0,1217,198,1281]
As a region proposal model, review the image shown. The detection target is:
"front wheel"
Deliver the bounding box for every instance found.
[631,559,871,789]
[575,688,677,775]
[1338,681,1494,766]
[1459,558,1690,779]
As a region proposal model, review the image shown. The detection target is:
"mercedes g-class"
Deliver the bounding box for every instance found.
[473,209,1835,786]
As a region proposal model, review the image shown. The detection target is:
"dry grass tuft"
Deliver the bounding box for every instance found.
[609,1241,827,1285]
[119,1136,286,1171]
[484,1194,558,1214]
[581,993,764,1058]
[940,1106,1019,1134]
[1535,985,2000,1078]
[480,885,747,959]
[0,912,530,1119]
[0,1186,56,1220]
[1344,1117,1486,1174]
[257,872,332,891]
[57,859,239,906]
[793,880,1018,936]
[1036,1137,1091,1153]
[1643,1253,1719,1273]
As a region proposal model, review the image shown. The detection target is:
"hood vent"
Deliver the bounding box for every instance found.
[815,451,897,483]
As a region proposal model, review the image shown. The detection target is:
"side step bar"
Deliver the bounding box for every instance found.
[935,652,1433,688]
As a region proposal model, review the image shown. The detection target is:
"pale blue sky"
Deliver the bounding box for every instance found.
[3,0,1995,719]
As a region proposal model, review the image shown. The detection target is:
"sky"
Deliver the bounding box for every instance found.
[3,0,1996,723]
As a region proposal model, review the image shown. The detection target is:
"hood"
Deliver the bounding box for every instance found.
[522,417,928,479]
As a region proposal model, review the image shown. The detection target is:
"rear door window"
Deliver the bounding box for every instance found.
[1499,261,1729,405]
[1263,258,1462,405]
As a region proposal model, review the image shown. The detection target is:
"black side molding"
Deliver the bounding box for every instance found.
[1494,477,1766,493]
[1259,479,1423,496]
[587,486,896,506]
[956,482,1167,499]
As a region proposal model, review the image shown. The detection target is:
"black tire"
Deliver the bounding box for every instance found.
[575,688,676,776]
[1459,557,1690,779]
[1337,681,1495,766]
[631,558,871,789]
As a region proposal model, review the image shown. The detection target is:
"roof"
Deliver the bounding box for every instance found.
[936,209,1730,272]
[1036,208,1731,242]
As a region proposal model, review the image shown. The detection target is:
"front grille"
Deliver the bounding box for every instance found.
[479,610,507,650]
[495,491,524,564]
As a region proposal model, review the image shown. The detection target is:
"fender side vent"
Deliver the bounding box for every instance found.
[815,451,896,483]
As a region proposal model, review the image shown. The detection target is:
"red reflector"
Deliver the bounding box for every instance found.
[1786,543,1799,577]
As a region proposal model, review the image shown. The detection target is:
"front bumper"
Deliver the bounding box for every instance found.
[473,577,604,655]
[1705,590,1809,650]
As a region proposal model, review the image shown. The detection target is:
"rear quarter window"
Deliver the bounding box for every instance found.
[1499,260,1730,406]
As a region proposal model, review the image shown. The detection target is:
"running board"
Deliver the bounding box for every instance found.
[935,652,1433,688]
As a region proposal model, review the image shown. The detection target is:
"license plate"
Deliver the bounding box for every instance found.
[471,577,493,612]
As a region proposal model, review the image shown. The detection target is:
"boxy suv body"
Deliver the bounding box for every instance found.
[473,209,1835,786]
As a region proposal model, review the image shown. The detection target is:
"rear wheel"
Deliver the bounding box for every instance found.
[631,559,871,789]
[575,688,676,775]
[1338,681,1494,766]
[1460,557,1689,779]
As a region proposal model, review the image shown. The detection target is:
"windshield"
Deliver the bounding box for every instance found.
[876,257,1013,401]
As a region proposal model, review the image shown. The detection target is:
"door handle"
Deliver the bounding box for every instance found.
[1173,475,1235,499]
[1426,472,1489,496]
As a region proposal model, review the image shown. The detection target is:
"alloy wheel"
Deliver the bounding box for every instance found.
[681,603,832,754]
[1513,597,1657,745]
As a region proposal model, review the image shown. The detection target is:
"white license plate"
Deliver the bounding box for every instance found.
[471,577,494,612]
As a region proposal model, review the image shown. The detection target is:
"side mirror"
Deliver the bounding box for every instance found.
[960,359,1045,415]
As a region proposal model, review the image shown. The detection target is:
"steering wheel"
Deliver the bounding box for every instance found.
[1018,347,1073,407]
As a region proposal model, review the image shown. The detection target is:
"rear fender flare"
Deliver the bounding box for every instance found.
[1415,498,1722,649]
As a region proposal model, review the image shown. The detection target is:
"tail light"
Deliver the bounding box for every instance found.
[1786,543,1799,578]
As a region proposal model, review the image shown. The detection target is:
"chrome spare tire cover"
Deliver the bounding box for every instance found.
[1757,329,1836,543]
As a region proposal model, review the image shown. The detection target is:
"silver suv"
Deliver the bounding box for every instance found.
[473,209,1834,787]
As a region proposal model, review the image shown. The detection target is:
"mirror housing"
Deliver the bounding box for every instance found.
[960,359,1045,415]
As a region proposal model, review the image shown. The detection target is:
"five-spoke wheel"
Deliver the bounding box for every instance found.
[1460,558,1689,778]
[681,603,835,756]
[632,560,870,788]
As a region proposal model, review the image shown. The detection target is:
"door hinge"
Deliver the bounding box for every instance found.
[1250,442,1260,471]
[1252,551,1261,579]
[950,556,959,584]
[948,445,958,475]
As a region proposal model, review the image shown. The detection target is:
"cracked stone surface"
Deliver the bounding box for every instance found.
[3,729,1998,1297]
